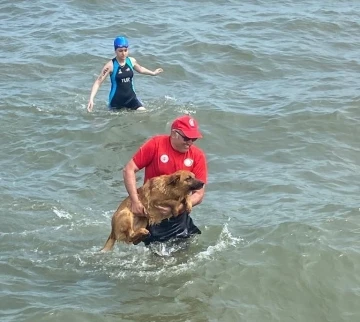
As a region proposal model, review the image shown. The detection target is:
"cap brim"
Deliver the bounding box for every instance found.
[182,130,202,139]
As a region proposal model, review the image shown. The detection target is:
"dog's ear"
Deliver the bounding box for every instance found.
[168,173,181,185]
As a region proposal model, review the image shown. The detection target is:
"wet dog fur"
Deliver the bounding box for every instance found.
[101,170,204,251]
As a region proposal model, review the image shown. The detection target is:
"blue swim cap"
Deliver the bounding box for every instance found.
[114,36,129,49]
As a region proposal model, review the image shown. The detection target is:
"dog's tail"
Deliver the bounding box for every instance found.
[100,234,116,252]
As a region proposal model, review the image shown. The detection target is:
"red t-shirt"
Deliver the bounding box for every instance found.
[132,135,207,184]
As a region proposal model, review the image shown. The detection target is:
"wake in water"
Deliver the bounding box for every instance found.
[29,204,242,282]
[31,94,198,115]
[81,223,243,281]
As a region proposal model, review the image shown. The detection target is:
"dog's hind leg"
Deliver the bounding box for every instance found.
[100,233,116,252]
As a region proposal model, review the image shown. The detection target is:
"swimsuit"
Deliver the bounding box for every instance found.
[108,57,142,110]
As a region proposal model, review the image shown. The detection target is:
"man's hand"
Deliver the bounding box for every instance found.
[131,199,147,217]
[154,203,186,216]
[154,205,172,216]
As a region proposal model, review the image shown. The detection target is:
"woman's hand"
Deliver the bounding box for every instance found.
[153,68,163,76]
[87,100,94,112]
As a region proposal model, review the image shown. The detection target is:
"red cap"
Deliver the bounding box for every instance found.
[171,115,202,139]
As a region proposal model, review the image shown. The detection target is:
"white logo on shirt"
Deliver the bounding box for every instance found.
[184,158,193,167]
[160,154,169,163]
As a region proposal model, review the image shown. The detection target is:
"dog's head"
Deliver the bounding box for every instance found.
[168,170,204,192]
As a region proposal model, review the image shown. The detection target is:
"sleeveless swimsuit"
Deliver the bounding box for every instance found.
[108,57,142,109]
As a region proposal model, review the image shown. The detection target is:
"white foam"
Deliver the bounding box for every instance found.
[197,224,243,260]
[93,223,244,281]
[164,95,176,101]
[52,207,72,219]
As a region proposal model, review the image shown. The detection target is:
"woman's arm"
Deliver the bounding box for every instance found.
[131,57,163,76]
[87,60,112,112]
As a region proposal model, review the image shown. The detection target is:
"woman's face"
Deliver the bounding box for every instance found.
[115,47,128,60]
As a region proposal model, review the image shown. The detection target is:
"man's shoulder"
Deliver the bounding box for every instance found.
[149,134,168,142]
[142,134,168,148]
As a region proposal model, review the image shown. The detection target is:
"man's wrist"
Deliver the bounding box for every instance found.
[130,195,140,203]
[131,199,139,204]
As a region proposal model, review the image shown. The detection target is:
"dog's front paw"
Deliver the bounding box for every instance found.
[185,203,192,213]
[139,228,149,236]
[184,197,192,213]
[131,228,150,245]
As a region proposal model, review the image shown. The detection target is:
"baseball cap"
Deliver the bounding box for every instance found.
[171,115,202,139]
[114,36,129,49]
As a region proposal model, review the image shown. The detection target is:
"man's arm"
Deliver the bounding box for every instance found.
[189,186,205,207]
[123,159,147,216]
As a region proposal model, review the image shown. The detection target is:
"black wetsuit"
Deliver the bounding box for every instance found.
[108,57,142,109]
[142,212,201,245]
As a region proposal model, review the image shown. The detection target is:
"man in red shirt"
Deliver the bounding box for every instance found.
[123,115,208,245]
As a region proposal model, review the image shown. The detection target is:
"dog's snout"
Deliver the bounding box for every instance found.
[190,179,204,190]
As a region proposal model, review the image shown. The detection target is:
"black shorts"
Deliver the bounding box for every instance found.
[142,212,201,245]
[109,96,143,110]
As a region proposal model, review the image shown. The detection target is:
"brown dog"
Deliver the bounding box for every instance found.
[101,170,204,251]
